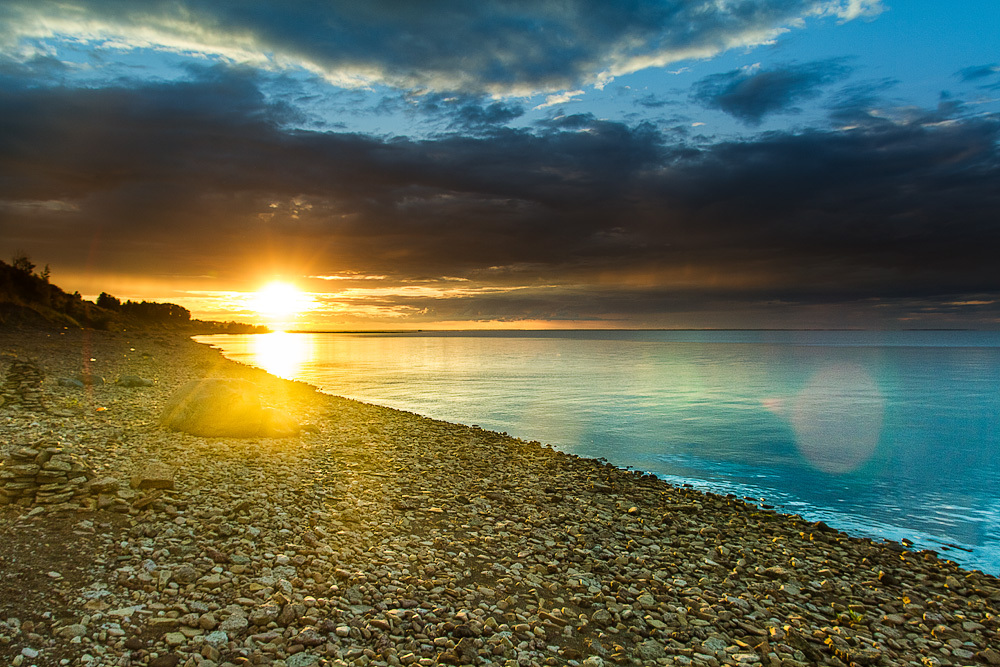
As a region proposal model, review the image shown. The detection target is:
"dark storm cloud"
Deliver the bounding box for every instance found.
[0,0,881,94]
[2,69,998,324]
[691,59,853,124]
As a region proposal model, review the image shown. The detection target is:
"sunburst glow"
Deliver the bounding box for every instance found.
[249,281,315,321]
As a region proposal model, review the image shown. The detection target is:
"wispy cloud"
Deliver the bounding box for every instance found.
[311,274,387,281]
[957,63,1000,90]
[534,90,585,110]
[820,0,885,21]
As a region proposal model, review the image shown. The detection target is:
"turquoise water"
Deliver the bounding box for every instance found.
[197,330,1000,575]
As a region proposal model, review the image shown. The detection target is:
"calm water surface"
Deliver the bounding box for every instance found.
[196,330,1000,575]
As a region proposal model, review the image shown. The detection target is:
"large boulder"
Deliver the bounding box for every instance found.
[160,378,299,437]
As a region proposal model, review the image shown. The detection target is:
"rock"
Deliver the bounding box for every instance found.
[148,654,181,667]
[877,570,899,586]
[163,631,187,647]
[109,605,143,618]
[148,617,180,631]
[453,623,476,638]
[830,645,882,666]
[57,624,87,638]
[75,373,105,386]
[438,650,463,665]
[636,640,664,661]
[205,546,229,563]
[286,654,321,667]
[0,446,96,509]
[1,360,47,411]
[293,627,325,646]
[219,615,248,634]
[159,378,300,437]
[703,637,728,654]
[979,648,1000,665]
[203,630,229,646]
[57,377,85,388]
[277,603,302,627]
[130,460,175,490]
[591,609,612,626]
[636,592,656,608]
[118,375,154,387]
[173,565,198,585]
[42,458,72,472]
[90,476,120,493]
[250,603,281,625]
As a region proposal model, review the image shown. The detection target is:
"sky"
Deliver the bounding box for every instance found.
[1,0,999,330]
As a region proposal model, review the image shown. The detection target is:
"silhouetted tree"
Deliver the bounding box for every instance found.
[96,292,122,310]
[11,252,34,274]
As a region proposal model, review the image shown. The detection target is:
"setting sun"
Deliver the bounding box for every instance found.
[249,281,314,321]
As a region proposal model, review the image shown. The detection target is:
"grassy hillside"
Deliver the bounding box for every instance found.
[0,256,265,333]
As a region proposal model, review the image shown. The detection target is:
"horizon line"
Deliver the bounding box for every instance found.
[265,327,985,334]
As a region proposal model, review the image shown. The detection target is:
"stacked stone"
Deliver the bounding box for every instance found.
[0,445,95,509]
[0,359,47,411]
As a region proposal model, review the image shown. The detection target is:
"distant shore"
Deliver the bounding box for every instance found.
[1,327,998,667]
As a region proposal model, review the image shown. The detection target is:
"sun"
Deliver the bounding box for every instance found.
[249,281,313,320]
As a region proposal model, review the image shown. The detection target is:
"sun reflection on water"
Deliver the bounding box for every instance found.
[250,332,310,380]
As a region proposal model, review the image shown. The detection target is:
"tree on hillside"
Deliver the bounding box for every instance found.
[96,292,122,310]
[11,252,35,274]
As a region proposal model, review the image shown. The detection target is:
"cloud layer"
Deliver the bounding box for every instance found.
[4,0,999,328]
[2,66,998,326]
[0,0,882,95]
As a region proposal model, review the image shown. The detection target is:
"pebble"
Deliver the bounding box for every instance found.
[1,328,999,667]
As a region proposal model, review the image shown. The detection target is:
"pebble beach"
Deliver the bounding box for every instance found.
[1,328,998,667]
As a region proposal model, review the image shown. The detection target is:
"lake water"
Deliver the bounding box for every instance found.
[196,329,1000,575]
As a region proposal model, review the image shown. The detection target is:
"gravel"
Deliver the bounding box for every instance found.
[0,327,998,667]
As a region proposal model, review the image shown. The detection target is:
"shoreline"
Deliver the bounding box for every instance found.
[1,328,998,667]
[199,330,999,576]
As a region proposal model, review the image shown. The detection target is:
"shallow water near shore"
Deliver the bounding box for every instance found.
[198,329,1000,575]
